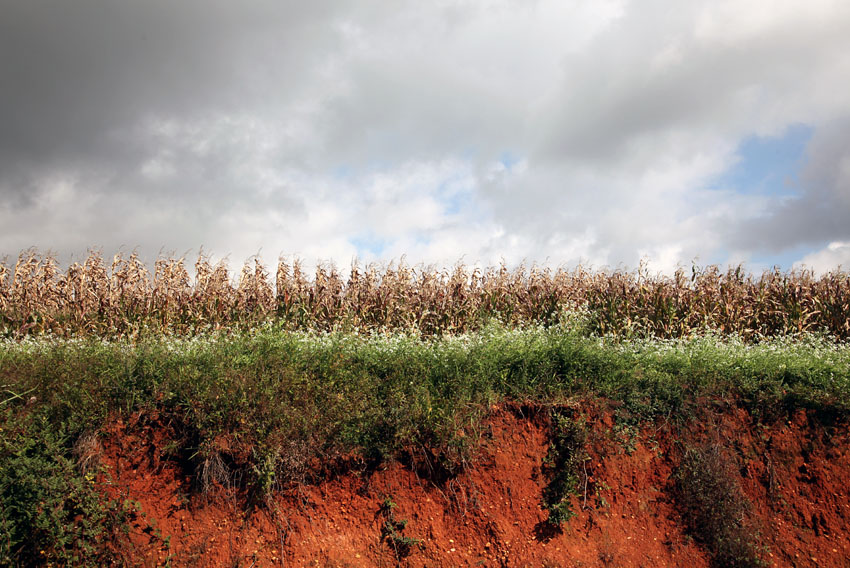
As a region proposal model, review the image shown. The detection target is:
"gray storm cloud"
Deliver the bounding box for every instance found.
[1,0,849,271]
[735,119,850,252]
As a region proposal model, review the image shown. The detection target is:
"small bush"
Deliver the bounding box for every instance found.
[378,497,421,559]
[675,443,764,567]
[541,409,588,526]
[0,415,129,566]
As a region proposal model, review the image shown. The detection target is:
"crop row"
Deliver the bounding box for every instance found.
[1,249,848,340]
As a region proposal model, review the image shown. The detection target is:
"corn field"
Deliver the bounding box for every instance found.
[1,250,848,340]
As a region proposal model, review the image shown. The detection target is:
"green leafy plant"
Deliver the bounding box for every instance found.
[379,496,421,560]
[0,417,130,566]
[541,409,588,526]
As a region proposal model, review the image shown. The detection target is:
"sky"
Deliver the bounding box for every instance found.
[1,0,849,274]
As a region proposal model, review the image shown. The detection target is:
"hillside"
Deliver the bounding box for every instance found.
[2,256,850,566]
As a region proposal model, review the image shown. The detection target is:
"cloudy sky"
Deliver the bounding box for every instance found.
[2,0,849,273]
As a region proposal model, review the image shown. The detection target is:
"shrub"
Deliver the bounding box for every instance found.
[675,444,764,567]
[541,409,589,526]
[0,415,129,566]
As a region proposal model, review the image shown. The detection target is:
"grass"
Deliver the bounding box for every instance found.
[1,313,849,564]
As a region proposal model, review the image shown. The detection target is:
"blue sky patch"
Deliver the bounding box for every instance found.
[436,172,477,217]
[714,123,812,196]
[749,242,822,272]
[441,192,466,216]
[350,233,388,256]
[499,151,521,170]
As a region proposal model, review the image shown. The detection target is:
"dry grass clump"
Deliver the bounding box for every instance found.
[675,443,764,567]
[1,249,848,340]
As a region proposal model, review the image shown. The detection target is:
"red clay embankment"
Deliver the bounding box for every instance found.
[99,403,850,567]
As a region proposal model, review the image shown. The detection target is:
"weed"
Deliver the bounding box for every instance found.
[541,409,589,526]
[378,496,421,560]
[613,421,639,454]
[594,481,611,510]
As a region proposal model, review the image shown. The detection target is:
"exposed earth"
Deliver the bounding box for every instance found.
[97,403,850,567]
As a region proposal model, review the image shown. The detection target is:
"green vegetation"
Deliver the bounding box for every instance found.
[0,414,133,565]
[379,497,421,559]
[541,409,589,526]
[1,314,849,565]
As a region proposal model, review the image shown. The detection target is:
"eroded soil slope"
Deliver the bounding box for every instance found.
[99,404,850,567]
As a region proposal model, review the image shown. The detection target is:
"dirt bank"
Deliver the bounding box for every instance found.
[98,403,850,567]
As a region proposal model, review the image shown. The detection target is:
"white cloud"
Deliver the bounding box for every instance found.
[795,242,850,274]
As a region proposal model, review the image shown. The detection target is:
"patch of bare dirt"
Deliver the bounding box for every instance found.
[97,404,850,567]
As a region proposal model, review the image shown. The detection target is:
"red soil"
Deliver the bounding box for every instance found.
[98,404,850,567]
